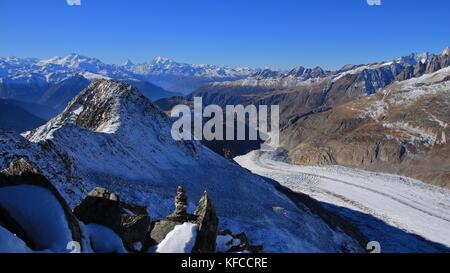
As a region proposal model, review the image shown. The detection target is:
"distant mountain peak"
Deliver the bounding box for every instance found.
[123,59,134,67]
[152,56,175,65]
[396,52,433,65]
[286,65,327,79]
[38,53,101,68]
[442,47,450,56]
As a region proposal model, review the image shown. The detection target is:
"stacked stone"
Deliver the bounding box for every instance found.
[174,186,188,216]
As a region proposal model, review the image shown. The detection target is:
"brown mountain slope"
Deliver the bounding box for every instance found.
[280,67,450,188]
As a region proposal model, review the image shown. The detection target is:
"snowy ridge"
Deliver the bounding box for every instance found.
[0,54,255,87]
[383,66,450,105]
[0,53,133,85]
[210,74,329,88]
[355,67,450,146]
[130,56,256,79]
[205,50,444,90]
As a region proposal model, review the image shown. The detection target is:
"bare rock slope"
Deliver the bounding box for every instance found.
[281,67,450,188]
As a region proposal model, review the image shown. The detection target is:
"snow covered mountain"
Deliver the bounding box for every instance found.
[131,56,255,79]
[0,80,364,252]
[178,48,449,129]
[0,54,180,110]
[196,50,446,91]
[0,54,257,100]
[127,56,257,94]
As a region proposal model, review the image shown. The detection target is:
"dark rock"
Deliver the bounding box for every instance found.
[74,188,123,232]
[396,65,414,81]
[0,159,83,251]
[426,56,442,74]
[74,187,150,252]
[218,229,263,253]
[120,202,151,251]
[426,54,450,74]
[414,61,426,77]
[149,219,182,245]
[192,191,218,253]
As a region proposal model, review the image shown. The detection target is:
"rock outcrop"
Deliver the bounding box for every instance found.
[217,229,263,253]
[192,192,218,253]
[74,187,150,252]
[0,159,83,252]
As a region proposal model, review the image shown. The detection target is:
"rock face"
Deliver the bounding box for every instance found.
[192,192,218,253]
[74,187,150,252]
[0,159,83,251]
[425,52,450,74]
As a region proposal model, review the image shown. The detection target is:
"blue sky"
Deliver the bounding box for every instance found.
[0,0,449,69]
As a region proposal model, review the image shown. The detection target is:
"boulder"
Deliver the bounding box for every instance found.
[0,159,83,252]
[88,187,119,201]
[217,229,263,253]
[74,188,123,232]
[74,187,150,252]
[149,219,182,245]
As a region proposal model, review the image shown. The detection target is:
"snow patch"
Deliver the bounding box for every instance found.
[383,122,437,146]
[156,223,198,253]
[84,224,127,253]
[0,225,32,253]
[0,185,73,252]
[359,100,388,121]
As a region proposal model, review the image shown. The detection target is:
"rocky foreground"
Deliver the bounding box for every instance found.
[0,159,261,253]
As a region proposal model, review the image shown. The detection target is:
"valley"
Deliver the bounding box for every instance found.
[1,47,449,253]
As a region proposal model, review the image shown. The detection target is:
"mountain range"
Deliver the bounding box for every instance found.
[156,47,450,187]
[1,47,449,253]
[0,53,257,107]
[2,49,449,187]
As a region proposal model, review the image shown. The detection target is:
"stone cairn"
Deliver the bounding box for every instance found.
[168,186,190,221]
